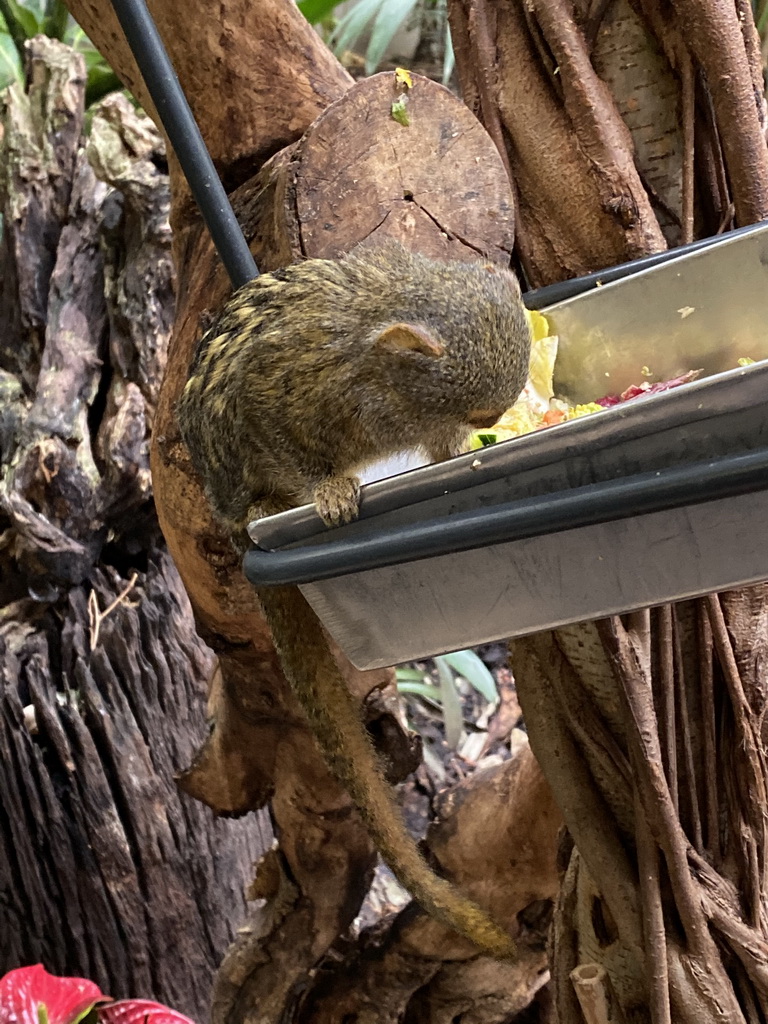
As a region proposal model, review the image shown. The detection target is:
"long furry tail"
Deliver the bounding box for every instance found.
[260,584,515,958]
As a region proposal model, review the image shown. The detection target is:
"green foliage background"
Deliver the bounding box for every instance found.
[0,0,120,100]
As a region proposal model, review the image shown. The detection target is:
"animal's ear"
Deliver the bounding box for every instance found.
[374,323,445,358]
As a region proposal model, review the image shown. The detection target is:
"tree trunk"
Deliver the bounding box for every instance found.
[0,40,269,1021]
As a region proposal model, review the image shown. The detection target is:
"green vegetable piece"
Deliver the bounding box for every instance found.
[476,432,497,447]
[391,96,410,126]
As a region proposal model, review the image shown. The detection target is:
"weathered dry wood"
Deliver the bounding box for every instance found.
[450,0,667,286]
[512,593,768,1023]
[294,74,515,262]
[0,45,268,1016]
[0,556,269,1019]
[63,0,352,229]
[0,39,85,388]
[666,0,768,225]
[587,0,685,244]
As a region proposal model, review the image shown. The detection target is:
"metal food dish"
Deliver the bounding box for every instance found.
[245,223,768,669]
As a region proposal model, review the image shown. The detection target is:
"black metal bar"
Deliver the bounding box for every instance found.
[523,221,767,310]
[110,0,258,289]
[243,448,768,587]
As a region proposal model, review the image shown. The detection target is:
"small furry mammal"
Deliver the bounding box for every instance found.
[178,240,531,957]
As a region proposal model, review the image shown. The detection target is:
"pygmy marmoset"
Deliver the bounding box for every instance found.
[177,240,532,958]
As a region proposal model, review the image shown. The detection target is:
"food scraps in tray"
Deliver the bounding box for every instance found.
[471,310,756,450]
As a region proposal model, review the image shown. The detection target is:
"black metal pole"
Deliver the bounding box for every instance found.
[110,0,259,289]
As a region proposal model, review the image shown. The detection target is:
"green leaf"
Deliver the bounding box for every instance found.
[85,63,121,106]
[440,650,498,703]
[0,30,22,89]
[395,666,426,682]
[436,658,463,749]
[3,0,41,39]
[330,0,381,57]
[365,0,419,73]
[24,0,45,20]
[397,680,441,702]
[298,0,345,24]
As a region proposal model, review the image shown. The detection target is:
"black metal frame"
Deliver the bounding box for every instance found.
[523,221,767,309]
[242,448,768,586]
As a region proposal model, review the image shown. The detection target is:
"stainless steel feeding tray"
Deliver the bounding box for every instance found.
[243,223,768,670]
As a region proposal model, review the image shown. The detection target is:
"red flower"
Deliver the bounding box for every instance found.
[0,965,104,1024]
[99,1001,195,1024]
[0,968,196,1024]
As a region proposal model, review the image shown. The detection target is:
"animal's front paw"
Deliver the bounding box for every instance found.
[313,476,361,527]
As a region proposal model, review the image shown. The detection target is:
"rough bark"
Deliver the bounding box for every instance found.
[450,0,668,285]
[0,41,268,1019]
[0,554,270,1019]
[449,0,768,1018]
[511,597,768,1022]
[449,0,768,286]
[62,0,352,220]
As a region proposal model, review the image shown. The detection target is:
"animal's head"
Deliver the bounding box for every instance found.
[359,249,532,431]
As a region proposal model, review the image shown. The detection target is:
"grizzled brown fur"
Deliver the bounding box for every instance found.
[178,241,531,533]
[177,241,531,958]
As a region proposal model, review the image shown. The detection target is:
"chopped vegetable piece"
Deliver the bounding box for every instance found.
[619,368,702,401]
[541,409,566,426]
[391,97,410,126]
[567,402,604,418]
[469,328,751,451]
